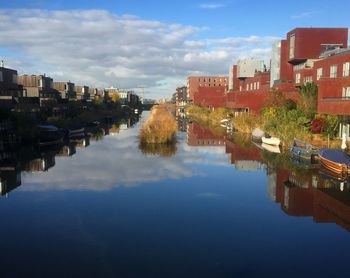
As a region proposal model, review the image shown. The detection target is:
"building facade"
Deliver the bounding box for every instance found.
[187,75,228,102]
[53,81,76,100]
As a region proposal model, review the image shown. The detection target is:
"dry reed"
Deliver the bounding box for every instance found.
[139,106,177,144]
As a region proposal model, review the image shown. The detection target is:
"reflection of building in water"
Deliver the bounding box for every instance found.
[225,140,263,171]
[267,167,277,201]
[176,116,188,132]
[275,167,350,232]
[24,154,55,172]
[73,137,90,148]
[0,167,21,196]
[187,123,226,146]
[56,144,76,157]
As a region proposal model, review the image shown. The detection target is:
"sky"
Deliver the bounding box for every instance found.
[0,0,349,99]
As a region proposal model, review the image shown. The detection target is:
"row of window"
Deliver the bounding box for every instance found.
[197,78,227,83]
[0,72,17,84]
[239,81,260,91]
[319,62,350,80]
[199,83,225,87]
[295,62,350,83]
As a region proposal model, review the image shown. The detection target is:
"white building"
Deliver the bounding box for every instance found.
[237,59,264,79]
[270,41,281,87]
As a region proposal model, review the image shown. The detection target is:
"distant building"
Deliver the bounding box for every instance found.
[53,81,76,100]
[18,74,57,99]
[187,75,228,102]
[237,59,264,79]
[75,85,90,101]
[0,65,23,108]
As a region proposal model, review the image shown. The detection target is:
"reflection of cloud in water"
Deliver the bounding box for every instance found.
[20,123,231,192]
[196,192,223,199]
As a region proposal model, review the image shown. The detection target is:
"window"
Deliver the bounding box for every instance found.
[239,85,242,91]
[304,76,312,83]
[12,74,17,84]
[253,82,256,90]
[257,82,260,90]
[39,79,43,88]
[316,68,323,80]
[295,73,301,83]
[343,87,350,98]
[250,83,253,90]
[330,65,337,78]
[0,71,3,82]
[246,84,249,90]
[289,34,295,59]
[343,62,350,77]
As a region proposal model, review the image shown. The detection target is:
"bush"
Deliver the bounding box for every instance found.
[232,113,260,133]
[261,107,311,147]
[139,106,177,144]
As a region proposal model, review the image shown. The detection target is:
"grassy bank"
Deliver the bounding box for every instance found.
[139,105,177,144]
[186,84,342,149]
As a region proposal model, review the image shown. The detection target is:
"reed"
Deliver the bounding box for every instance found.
[139,106,177,144]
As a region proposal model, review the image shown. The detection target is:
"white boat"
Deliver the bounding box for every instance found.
[262,136,280,146]
[252,128,265,140]
[261,143,281,153]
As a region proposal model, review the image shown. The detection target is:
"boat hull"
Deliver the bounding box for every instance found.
[318,149,350,174]
[261,137,280,146]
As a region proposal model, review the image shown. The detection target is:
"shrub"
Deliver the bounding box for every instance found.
[232,113,260,133]
[139,106,177,144]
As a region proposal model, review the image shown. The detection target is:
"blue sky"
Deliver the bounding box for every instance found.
[0,0,349,98]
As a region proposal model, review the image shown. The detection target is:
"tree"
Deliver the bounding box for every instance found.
[297,82,318,119]
[111,93,120,103]
[264,88,286,108]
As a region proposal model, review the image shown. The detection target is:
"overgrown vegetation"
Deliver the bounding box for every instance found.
[187,83,342,149]
[139,106,177,144]
[186,105,230,126]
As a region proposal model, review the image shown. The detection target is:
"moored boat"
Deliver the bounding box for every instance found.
[68,126,85,139]
[318,148,350,174]
[37,125,63,146]
[252,128,265,141]
[261,143,281,153]
[262,136,280,146]
[289,139,318,161]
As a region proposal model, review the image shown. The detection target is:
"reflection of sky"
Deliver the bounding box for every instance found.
[20,118,231,192]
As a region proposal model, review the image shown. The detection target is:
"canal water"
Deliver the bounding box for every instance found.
[1,112,350,277]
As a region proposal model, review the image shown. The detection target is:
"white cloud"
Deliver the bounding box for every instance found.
[18,119,233,192]
[0,9,278,99]
[290,11,314,20]
[198,3,226,9]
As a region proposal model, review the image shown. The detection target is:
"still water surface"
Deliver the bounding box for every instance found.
[1,113,350,277]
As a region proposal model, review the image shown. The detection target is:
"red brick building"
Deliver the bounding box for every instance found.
[193,86,227,108]
[286,28,348,65]
[187,122,227,146]
[187,75,228,102]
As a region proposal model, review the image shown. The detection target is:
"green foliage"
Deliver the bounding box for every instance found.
[314,114,340,138]
[297,82,318,119]
[186,105,231,131]
[264,89,286,108]
[284,99,297,111]
[261,107,311,147]
[232,113,260,133]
